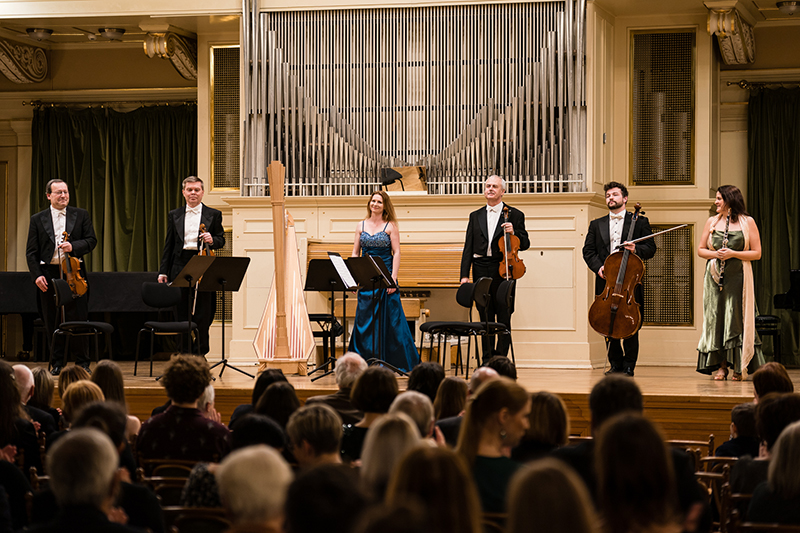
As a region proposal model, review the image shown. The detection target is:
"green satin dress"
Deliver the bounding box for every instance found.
[696,231,764,375]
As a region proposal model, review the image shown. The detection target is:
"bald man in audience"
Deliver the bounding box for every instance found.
[13,364,57,437]
[305,352,367,424]
[435,366,499,446]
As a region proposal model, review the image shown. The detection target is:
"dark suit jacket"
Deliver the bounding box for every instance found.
[460,203,530,279]
[26,207,97,283]
[582,211,656,295]
[159,204,225,281]
[305,388,363,425]
[24,404,57,438]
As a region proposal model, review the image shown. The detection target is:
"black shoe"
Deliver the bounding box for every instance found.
[79,364,92,375]
[604,367,621,376]
[624,368,635,377]
[50,365,62,376]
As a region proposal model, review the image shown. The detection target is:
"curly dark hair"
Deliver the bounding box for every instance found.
[160,355,212,404]
[604,181,628,198]
[351,366,399,414]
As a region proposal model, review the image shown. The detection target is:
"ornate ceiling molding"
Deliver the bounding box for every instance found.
[0,38,47,84]
[706,2,756,65]
[144,32,197,81]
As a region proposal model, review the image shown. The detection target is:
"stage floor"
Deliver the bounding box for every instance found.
[26,360,800,444]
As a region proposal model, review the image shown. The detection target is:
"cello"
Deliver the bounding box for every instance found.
[588,203,644,340]
[59,231,88,297]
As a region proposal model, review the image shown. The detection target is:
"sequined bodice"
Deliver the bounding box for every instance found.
[360,224,393,275]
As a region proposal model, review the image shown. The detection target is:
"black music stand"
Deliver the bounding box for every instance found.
[196,256,253,378]
[168,255,215,355]
[346,255,405,376]
[305,257,357,382]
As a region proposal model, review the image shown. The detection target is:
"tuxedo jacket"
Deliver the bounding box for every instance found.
[159,204,225,281]
[26,207,97,283]
[582,211,656,295]
[460,203,530,279]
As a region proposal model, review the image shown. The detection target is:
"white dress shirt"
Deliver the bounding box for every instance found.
[183,204,203,250]
[485,202,504,257]
[50,206,67,264]
[609,211,626,254]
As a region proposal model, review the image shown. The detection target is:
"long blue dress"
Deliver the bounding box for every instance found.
[348,223,419,372]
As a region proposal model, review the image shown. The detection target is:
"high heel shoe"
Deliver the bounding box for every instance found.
[714,368,729,381]
[731,372,743,381]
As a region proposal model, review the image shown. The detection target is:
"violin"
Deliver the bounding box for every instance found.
[198,223,215,257]
[498,206,526,280]
[59,231,88,297]
[587,203,645,340]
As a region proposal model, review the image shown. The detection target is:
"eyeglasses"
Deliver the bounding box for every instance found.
[50,191,69,196]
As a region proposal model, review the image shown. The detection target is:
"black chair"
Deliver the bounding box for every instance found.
[134,282,199,377]
[468,277,515,376]
[755,315,781,363]
[50,278,114,369]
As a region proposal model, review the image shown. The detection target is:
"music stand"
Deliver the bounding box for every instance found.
[305,255,357,381]
[196,256,253,378]
[346,255,405,376]
[168,255,215,356]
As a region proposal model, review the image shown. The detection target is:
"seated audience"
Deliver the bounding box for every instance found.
[407,362,445,403]
[57,365,91,396]
[511,391,570,463]
[455,377,530,513]
[507,457,597,533]
[0,445,32,531]
[286,404,344,469]
[484,355,517,380]
[216,445,293,533]
[752,362,794,404]
[305,352,367,424]
[341,366,398,462]
[353,502,431,533]
[25,428,142,532]
[386,446,482,533]
[46,380,106,450]
[715,403,759,458]
[389,391,435,438]
[0,361,42,474]
[254,381,301,429]
[197,383,221,422]
[137,355,231,463]
[28,367,63,429]
[433,376,468,421]
[596,414,682,533]
[229,368,288,427]
[12,364,57,437]
[435,367,498,447]
[748,420,800,524]
[285,463,368,533]
[31,402,165,533]
[360,413,421,500]
[90,360,141,437]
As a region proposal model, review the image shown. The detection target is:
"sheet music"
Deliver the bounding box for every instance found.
[328,252,357,289]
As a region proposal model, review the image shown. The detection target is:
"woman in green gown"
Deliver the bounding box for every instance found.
[697,185,765,381]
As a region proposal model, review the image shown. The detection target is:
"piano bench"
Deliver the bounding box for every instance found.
[755,315,781,364]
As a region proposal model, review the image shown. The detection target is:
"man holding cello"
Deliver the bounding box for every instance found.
[26,179,97,376]
[461,175,529,361]
[583,181,655,377]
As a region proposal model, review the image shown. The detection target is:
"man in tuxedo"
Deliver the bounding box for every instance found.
[582,181,656,377]
[460,175,529,360]
[158,176,225,356]
[26,179,97,376]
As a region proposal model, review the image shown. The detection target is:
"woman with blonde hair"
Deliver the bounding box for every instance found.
[747,420,800,524]
[507,457,597,533]
[512,391,570,462]
[360,412,422,500]
[61,380,105,426]
[29,366,63,429]
[348,190,418,372]
[57,365,90,396]
[455,377,530,513]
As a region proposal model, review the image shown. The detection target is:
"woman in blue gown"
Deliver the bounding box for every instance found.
[348,191,419,372]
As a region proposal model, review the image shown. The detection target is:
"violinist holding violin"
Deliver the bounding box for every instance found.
[26,179,97,376]
[460,175,529,361]
[582,182,655,377]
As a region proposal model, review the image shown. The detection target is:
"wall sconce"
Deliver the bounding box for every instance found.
[777,1,800,15]
[98,28,126,40]
[26,28,53,41]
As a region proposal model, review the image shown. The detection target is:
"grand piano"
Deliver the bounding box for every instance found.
[774,270,800,312]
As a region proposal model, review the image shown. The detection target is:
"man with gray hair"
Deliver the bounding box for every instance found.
[216,445,293,533]
[26,427,141,532]
[460,175,529,360]
[435,366,499,446]
[389,391,435,438]
[305,352,367,424]
[12,364,57,437]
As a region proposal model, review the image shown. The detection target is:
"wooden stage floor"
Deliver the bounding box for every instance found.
[27,360,800,445]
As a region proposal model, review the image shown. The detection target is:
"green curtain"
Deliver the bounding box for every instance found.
[747,88,800,366]
[31,104,197,273]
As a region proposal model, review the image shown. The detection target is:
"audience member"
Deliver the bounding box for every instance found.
[285,463,368,533]
[12,364,57,437]
[386,446,482,533]
[254,381,301,429]
[361,413,421,500]
[389,391,435,438]
[61,380,105,425]
[512,391,570,463]
[25,428,142,532]
[229,368,288,427]
[57,364,91,396]
[748,420,800,524]
[137,355,231,462]
[435,366,498,447]
[90,360,141,437]
[0,361,42,475]
[31,402,165,533]
[407,362,446,403]
[352,502,431,533]
[752,362,794,403]
[0,444,32,531]
[455,377,530,513]
[286,404,343,469]
[341,365,398,462]
[197,383,221,422]
[596,413,682,533]
[28,367,63,428]
[305,352,367,424]
[715,403,759,458]
[216,445,293,533]
[507,457,597,533]
[433,376,468,421]
[484,355,517,380]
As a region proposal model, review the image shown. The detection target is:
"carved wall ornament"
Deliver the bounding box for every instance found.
[708,8,755,65]
[0,38,47,83]
[143,32,197,80]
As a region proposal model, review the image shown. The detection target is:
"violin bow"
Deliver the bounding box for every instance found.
[614,224,688,251]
